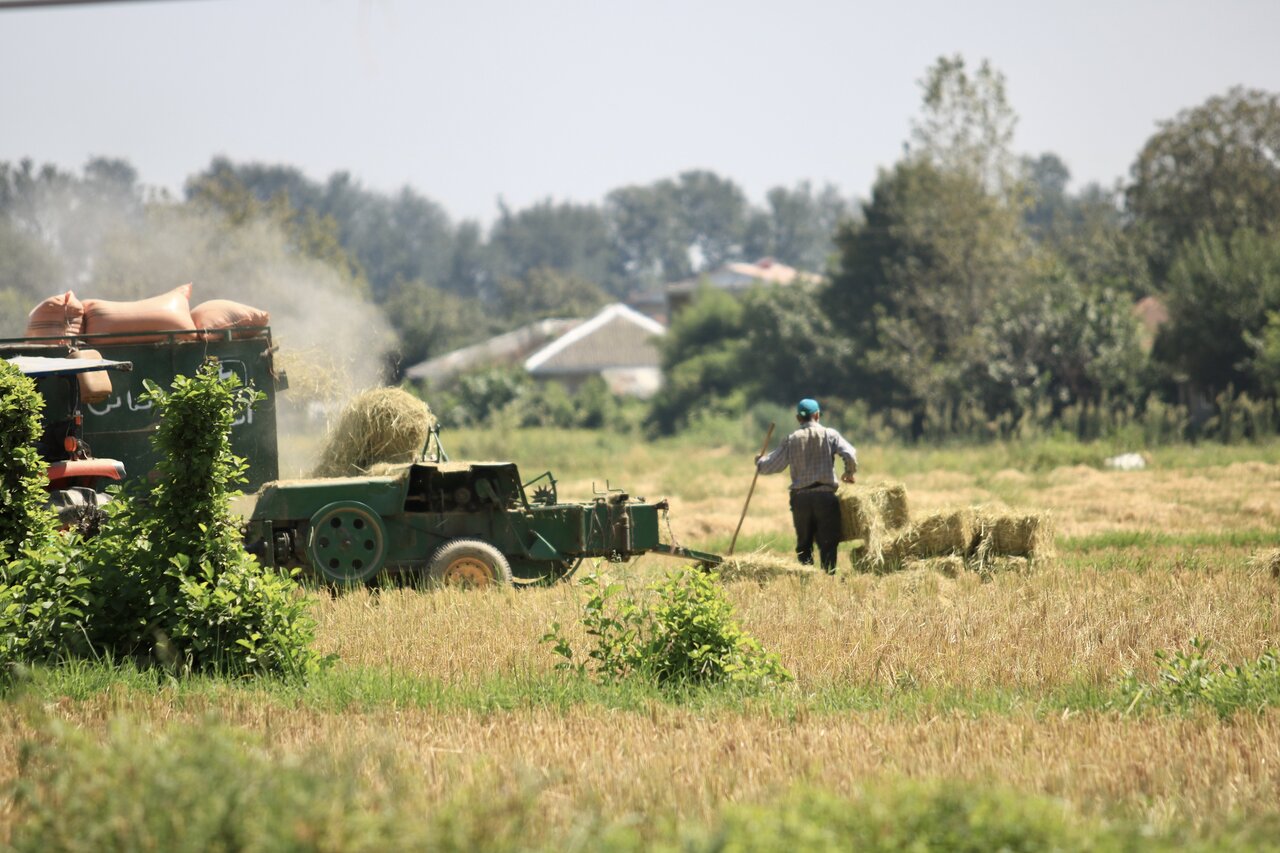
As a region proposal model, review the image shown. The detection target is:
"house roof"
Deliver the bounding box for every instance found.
[667,257,822,295]
[404,317,581,382]
[525,303,665,374]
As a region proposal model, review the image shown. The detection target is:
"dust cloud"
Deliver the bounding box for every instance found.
[2,188,397,478]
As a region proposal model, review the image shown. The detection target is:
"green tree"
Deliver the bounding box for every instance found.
[743,181,850,272]
[1155,228,1280,395]
[383,282,495,376]
[488,199,612,291]
[825,160,1030,416]
[647,286,749,432]
[495,267,608,326]
[1022,154,1149,298]
[982,257,1146,418]
[1126,87,1280,282]
[911,55,1019,197]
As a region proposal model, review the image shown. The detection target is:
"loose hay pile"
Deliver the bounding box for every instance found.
[715,552,816,583]
[1247,548,1280,579]
[841,482,1052,576]
[311,388,436,478]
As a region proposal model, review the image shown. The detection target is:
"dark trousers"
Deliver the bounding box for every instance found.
[789,488,841,574]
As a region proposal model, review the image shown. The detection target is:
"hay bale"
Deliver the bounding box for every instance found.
[973,510,1054,558]
[311,388,435,478]
[1247,549,1280,579]
[904,509,974,558]
[838,482,910,540]
[865,483,911,530]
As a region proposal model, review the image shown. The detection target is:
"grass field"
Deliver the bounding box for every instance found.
[4,426,1280,849]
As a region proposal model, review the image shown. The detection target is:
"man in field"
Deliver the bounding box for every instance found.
[755,398,857,575]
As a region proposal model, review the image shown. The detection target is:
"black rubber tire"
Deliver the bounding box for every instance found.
[427,538,514,588]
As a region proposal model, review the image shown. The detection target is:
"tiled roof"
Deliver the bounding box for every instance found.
[525,304,665,374]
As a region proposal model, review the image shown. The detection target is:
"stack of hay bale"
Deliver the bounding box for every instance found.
[839,482,1053,576]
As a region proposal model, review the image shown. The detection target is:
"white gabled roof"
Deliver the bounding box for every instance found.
[524,303,666,372]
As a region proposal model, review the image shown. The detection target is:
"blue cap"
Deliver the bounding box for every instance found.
[797,398,820,417]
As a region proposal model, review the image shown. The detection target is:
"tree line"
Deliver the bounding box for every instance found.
[1,55,1278,442]
[652,58,1280,441]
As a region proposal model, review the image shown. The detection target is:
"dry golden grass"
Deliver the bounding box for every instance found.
[3,696,1278,835]
[310,553,1278,693]
[7,435,1280,840]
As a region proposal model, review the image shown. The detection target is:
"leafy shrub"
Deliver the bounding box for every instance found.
[0,541,92,670]
[1116,637,1280,719]
[0,360,56,557]
[544,566,791,689]
[86,362,325,677]
[700,782,1120,852]
[0,361,94,671]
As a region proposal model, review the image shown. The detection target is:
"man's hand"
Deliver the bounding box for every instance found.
[841,472,856,484]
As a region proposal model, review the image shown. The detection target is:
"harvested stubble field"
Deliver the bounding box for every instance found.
[4,428,1280,849]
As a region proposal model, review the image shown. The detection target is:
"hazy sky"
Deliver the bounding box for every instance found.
[2,0,1277,224]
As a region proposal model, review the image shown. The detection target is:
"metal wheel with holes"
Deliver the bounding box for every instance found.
[307,501,387,584]
[427,538,513,588]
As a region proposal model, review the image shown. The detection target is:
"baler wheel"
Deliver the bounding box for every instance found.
[307,501,387,585]
[428,538,514,588]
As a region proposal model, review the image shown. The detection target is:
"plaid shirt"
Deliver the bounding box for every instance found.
[756,420,857,491]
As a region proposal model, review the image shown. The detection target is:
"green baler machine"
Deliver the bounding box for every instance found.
[244,461,721,585]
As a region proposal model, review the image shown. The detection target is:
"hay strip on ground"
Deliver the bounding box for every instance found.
[714,552,816,583]
[311,388,436,478]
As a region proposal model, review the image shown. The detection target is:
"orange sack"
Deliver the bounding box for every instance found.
[24,291,84,341]
[191,299,270,339]
[81,283,196,344]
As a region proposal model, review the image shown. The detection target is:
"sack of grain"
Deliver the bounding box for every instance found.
[24,291,84,342]
[192,299,270,339]
[81,283,196,344]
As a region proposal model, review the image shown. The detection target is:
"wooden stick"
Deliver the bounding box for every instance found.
[728,422,775,556]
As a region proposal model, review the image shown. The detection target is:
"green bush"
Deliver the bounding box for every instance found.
[0,361,94,671]
[544,566,791,690]
[698,782,1121,852]
[85,362,325,677]
[1116,638,1280,719]
[0,360,56,557]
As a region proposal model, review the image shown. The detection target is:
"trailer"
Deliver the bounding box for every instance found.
[0,328,286,491]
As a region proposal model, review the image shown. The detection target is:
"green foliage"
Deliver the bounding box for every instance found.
[1117,638,1280,719]
[0,540,92,670]
[85,363,324,677]
[0,361,56,557]
[825,158,1030,415]
[703,782,1117,853]
[1157,228,1280,395]
[543,567,792,690]
[494,266,609,326]
[1126,86,1280,282]
[429,369,639,433]
[912,54,1019,196]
